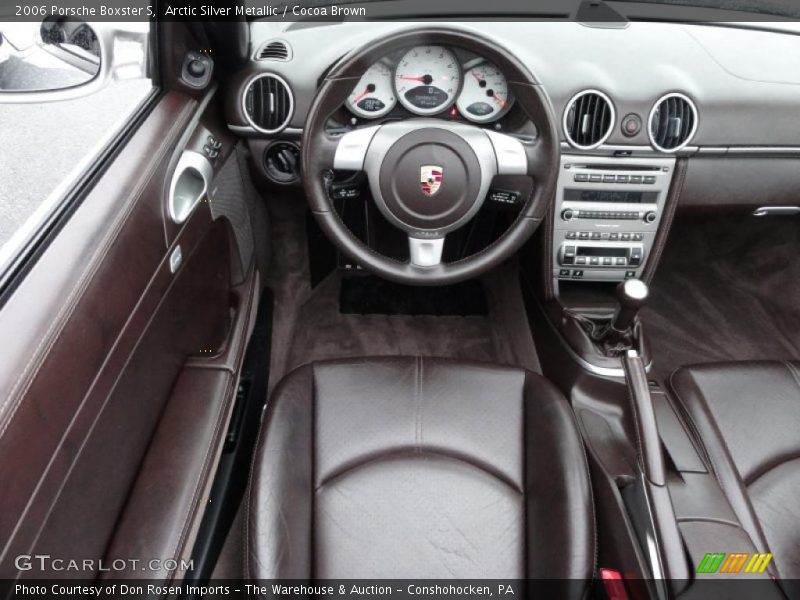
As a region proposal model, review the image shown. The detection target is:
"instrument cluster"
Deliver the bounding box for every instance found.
[345,45,514,124]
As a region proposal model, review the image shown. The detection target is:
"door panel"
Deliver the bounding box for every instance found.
[0,83,258,582]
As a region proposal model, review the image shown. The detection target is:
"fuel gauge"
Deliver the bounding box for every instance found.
[346,61,396,119]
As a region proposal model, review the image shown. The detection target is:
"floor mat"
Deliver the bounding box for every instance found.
[339,275,488,316]
[641,213,800,382]
[263,193,541,394]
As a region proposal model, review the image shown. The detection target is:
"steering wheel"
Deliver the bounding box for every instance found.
[302,28,559,286]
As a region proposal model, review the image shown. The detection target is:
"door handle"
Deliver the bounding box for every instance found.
[168,151,213,224]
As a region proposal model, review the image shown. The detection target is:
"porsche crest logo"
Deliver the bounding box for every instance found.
[420,165,443,197]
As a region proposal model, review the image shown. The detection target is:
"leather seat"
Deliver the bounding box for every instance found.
[671,361,800,581]
[247,357,594,586]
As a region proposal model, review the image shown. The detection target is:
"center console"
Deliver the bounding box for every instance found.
[552,155,676,285]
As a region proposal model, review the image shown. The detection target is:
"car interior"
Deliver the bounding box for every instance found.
[1,4,800,599]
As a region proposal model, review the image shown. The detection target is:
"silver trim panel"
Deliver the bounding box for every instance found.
[168,151,213,224]
[333,126,381,171]
[408,236,445,267]
[752,205,800,216]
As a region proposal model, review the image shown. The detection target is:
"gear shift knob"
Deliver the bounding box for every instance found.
[611,278,649,332]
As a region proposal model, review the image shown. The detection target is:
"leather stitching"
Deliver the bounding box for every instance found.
[0,100,195,442]
[166,272,256,580]
[668,369,726,494]
[415,356,422,452]
[643,158,686,284]
[166,369,235,581]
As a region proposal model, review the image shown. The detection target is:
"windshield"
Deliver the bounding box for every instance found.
[613,0,800,17]
[272,0,800,18]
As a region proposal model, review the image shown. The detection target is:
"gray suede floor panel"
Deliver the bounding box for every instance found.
[641,214,800,382]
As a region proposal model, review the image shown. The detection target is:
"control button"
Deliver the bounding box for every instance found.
[644,176,657,184]
[578,231,590,240]
[621,113,642,137]
[589,174,602,182]
[591,232,602,240]
[616,175,630,183]
[574,173,588,182]
[576,256,587,265]
[565,231,577,240]
[609,233,620,241]
[633,233,644,241]
[602,257,613,266]
[621,233,632,241]
[644,211,658,224]
[615,257,627,266]
[559,269,571,277]
[572,270,584,278]
[561,209,575,221]
[600,233,610,240]
[630,175,643,184]
[564,245,576,265]
[589,257,600,266]
[625,270,637,279]
[187,59,207,78]
[603,175,616,183]
[489,190,522,205]
[629,249,643,266]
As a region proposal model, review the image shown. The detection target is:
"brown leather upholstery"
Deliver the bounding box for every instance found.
[248,357,594,586]
[671,361,800,580]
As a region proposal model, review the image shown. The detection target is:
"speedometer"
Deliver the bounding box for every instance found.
[346,61,396,119]
[457,63,513,123]
[394,46,461,115]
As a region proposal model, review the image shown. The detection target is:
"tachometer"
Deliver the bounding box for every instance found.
[394,46,461,115]
[457,63,513,123]
[346,61,396,119]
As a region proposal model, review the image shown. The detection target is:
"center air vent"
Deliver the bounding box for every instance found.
[255,40,292,61]
[563,90,615,150]
[649,93,698,152]
[243,73,294,134]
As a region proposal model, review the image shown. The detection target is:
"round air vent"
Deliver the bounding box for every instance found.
[242,73,294,134]
[563,90,615,150]
[648,93,698,153]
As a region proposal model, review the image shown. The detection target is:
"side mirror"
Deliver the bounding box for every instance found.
[0,19,148,103]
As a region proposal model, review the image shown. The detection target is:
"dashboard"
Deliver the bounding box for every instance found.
[343,46,513,124]
[226,20,800,214]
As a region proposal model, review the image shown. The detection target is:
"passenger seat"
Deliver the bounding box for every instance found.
[671,361,800,581]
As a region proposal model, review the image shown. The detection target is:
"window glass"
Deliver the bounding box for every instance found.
[0,21,155,278]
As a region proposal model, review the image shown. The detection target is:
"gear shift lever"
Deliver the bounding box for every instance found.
[611,278,649,332]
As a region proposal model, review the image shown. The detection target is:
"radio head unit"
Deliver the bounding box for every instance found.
[552,154,676,284]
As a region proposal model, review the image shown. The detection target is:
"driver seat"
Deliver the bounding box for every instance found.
[247,357,594,589]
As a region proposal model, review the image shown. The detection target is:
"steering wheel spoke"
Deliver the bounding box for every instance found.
[485,130,528,175]
[332,125,382,171]
[408,235,445,267]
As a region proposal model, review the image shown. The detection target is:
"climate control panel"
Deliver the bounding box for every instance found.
[552,154,676,283]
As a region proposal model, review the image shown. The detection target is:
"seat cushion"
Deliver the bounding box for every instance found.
[247,357,594,585]
[671,361,800,580]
